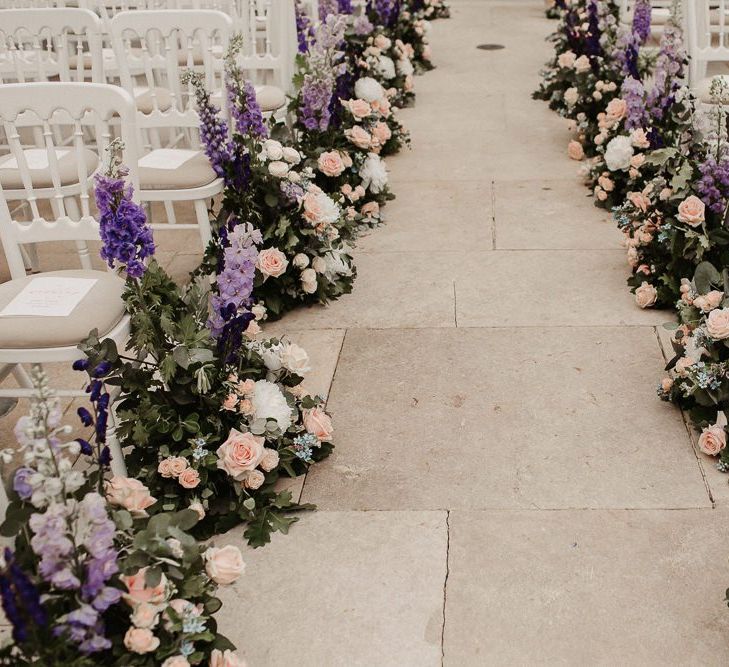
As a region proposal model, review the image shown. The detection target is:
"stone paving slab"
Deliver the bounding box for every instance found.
[302,327,709,511]
[444,508,729,665]
[215,510,448,667]
[453,249,671,327]
[494,179,620,250]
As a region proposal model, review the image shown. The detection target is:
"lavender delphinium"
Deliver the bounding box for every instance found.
[299,14,348,133]
[295,0,315,52]
[613,25,641,80]
[697,154,729,217]
[319,0,339,20]
[621,76,648,131]
[646,23,686,123]
[225,35,268,140]
[94,139,155,279]
[632,0,652,44]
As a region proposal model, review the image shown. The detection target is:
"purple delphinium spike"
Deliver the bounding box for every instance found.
[632,0,652,44]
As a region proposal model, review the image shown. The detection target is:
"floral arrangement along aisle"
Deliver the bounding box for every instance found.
[0,368,246,665]
[80,142,334,547]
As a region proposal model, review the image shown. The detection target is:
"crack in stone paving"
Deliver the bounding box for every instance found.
[440,510,451,666]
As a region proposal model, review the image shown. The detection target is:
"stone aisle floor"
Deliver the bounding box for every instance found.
[2,1,729,663]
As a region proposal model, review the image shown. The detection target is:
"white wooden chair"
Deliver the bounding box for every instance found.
[109,9,231,246]
[0,8,104,85]
[0,82,137,482]
[687,0,729,101]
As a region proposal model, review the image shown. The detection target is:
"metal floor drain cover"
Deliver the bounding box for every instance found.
[477,43,505,50]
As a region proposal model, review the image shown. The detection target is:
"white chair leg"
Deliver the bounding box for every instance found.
[164,200,177,226]
[20,243,41,273]
[65,197,92,270]
[106,405,127,477]
[194,199,212,248]
[11,364,33,389]
[0,480,9,524]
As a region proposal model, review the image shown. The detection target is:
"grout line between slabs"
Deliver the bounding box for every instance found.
[490,178,497,250]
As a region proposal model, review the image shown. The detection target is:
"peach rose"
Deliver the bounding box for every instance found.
[242,469,265,490]
[210,649,247,667]
[677,195,705,227]
[105,477,156,517]
[574,54,591,73]
[693,290,724,313]
[345,125,372,149]
[631,128,650,148]
[346,98,372,119]
[634,282,657,308]
[675,356,695,375]
[371,97,391,117]
[661,377,673,393]
[131,602,162,629]
[317,151,346,177]
[237,379,255,395]
[222,394,238,411]
[178,468,200,489]
[371,122,392,148]
[558,50,576,68]
[361,201,380,217]
[698,424,727,456]
[204,545,245,585]
[706,308,729,339]
[162,657,190,667]
[567,140,584,161]
[157,458,175,478]
[257,248,289,279]
[630,154,645,169]
[124,627,160,654]
[259,448,280,472]
[598,175,614,192]
[168,457,188,477]
[303,407,334,441]
[121,568,169,607]
[216,429,265,481]
[605,98,627,122]
[628,191,649,212]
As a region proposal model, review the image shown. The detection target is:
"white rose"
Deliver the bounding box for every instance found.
[312,256,327,273]
[376,55,397,79]
[397,57,414,77]
[264,139,283,161]
[282,146,301,164]
[258,343,283,371]
[604,135,634,171]
[280,343,311,374]
[359,153,388,194]
[251,304,267,321]
[268,161,289,178]
[564,87,579,106]
[354,76,385,102]
[251,379,293,429]
[292,253,310,269]
[324,251,352,278]
[300,268,318,294]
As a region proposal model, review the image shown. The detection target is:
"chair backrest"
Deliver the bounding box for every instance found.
[0,8,104,84]
[109,9,232,130]
[0,0,68,8]
[238,0,297,93]
[687,0,729,82]
[0,82,139,278]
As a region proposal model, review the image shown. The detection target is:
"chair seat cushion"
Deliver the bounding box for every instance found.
[255,85,286,112]
[695,75,729,104]
[138,148,217,190]
[133,86,174,114]
[0,269,126,349]
[0,148,99,190]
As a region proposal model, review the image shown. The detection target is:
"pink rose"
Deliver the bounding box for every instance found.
[124,627,160,654]
[121,568,168,607]
[162,657,190,667]
[630,154,645,169]
[631,128,651,148]
[706,308,729,339]
[303,407,334,441]
[693,290,724,313]
[574,55,591,73]
[567,140,584,161]
[178,468,200,489]
[634,282,657,308]
[361,201,380,218]
[677,195,705,227]
[558,50,576,68]
[204,545,245,585]
[371,122,392,149]
[605,98,627,123]
[222,394,238,411]
[345,125,372,150]
[157,458,175,478]
[598,175,614,192]
[259,448,280,472]
[371,97,391,117]
[131,602,162,629]
[628,191,650,212]
[346,98,372,119]
[210,649,247,667]
[257,248,288,278]
[698,424,727,456]
[317,151,346,177]
[237,379,255,395]
[661,377,674,393]
[216,429,265,481]
[105,477,156,517]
